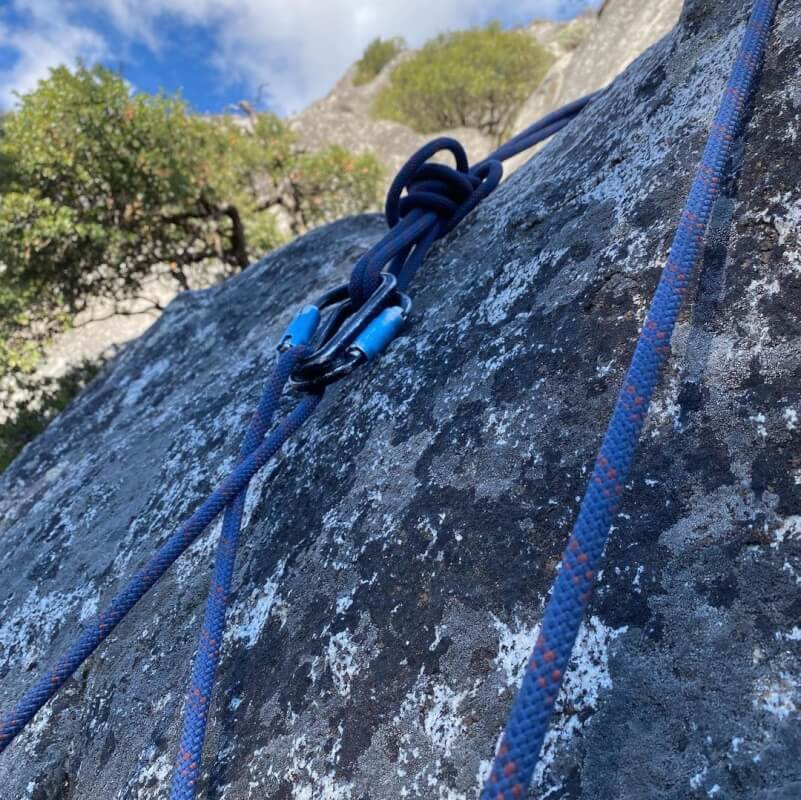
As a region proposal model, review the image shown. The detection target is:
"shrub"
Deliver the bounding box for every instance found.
[353,37,406,86]
[372,23,553,140]
[555,19,592,52]
[290,146,384,230]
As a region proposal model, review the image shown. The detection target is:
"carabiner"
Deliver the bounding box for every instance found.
[279,273,412,390]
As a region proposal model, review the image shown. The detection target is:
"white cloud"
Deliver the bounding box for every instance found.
[0,0,598,113]
[0,3,106,109]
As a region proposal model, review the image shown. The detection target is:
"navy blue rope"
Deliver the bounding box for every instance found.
[164,94,595,797]
[481,2,778,797]
[348,92,596,307]
[0,348,321,754]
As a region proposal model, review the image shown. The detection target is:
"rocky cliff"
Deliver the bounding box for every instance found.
[292,0,683,185]
[1,1,800,799]
[513,0,683,132]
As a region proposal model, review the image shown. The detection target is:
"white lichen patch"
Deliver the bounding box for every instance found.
[326,630,361,697]
[478,255,547,325]
[491,614,540,691]
[259,732,355,800]
[749,412,768,440]
[758,192,801,272]
[79,592,100,622]
[533,616,628,791]
[771,516,801,550]
[647,374,682,436]
[18,700,53,757]
[422,683,470,758]
[336,592,355,615]
[116,744,172,800]
[0,587,84,670]
[393,669,472,760]
[120,358,170,408]
[690,766,708,790]
[775,627,801,642]
[226,558,287,648]
[753,672,799,720]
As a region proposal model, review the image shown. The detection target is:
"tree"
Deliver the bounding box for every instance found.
[211,112,384,242]
[0,65,248,310]
[0,64,383,470]
[0,64,384,373]
[353,37,406,86]
[372,23,553,140]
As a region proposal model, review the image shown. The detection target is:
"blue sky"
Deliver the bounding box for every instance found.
[0,0,600,116]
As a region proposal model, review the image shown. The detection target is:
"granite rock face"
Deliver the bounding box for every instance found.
[506,0,683,175]
[1,1,800,798]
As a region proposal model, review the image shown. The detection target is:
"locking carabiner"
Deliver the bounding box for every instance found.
[278,273,412,390]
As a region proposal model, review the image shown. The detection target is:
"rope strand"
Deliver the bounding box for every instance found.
[481,2,778,796]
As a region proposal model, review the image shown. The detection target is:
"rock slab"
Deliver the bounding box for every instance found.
[1,1,800,798]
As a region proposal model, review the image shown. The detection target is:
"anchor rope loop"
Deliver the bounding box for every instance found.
[347,94,596,308]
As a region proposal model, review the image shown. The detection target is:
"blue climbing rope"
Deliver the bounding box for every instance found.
[169,348,322,798]
[481,2,778,797]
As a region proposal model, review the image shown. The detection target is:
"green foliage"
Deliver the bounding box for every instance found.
[555,19,592,52]
[353,37,406,86]
[373,23,553,140]
[0,63,245,380]
[291,146,385,230]
[0,65,244,303]
[0,64,383,469]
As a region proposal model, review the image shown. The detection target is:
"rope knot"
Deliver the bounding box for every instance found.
[385,137,500,233]
[349,137,502,308]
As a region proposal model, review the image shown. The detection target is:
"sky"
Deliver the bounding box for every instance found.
[0,0,600,116]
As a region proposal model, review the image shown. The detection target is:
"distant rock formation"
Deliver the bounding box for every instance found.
[506,0,683,172]
[292,0,684,184]
[1,0,799,798]
[288,55,495,183]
